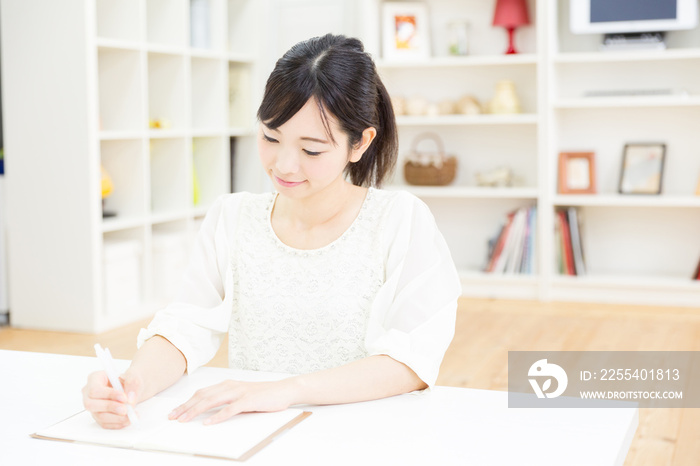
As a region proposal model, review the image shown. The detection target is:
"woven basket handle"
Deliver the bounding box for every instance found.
[411,132,445,156]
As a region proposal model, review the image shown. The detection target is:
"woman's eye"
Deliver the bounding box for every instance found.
[262,134,278,143]
[303,150,321,156]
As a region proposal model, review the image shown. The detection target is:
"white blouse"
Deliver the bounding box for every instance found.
[137,188,461,387]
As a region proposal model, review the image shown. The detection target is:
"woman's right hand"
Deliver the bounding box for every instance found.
[82,370,143,429]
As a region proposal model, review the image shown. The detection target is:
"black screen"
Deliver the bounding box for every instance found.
[590,0,677,23]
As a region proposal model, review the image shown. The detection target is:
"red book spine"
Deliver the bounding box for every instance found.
[558,210,576,276]
[487,211,515,273]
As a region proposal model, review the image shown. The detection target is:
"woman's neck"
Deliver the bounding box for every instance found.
[274,180,362,231]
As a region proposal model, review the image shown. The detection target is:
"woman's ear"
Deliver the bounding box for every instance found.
[349,127,377,163]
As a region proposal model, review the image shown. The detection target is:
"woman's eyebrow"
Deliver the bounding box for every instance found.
[262,124,329,144]
[300,136,329,144]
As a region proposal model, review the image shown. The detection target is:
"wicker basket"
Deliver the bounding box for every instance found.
[404,133,457,186]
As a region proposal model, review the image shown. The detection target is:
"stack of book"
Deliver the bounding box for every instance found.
[485,206,537,274]
[555,207,586,276]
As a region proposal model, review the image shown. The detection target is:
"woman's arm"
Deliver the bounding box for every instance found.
[169,354,426,425]
[127,335,187,401]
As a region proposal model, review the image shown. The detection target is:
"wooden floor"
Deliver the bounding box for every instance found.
[1,297,698,466]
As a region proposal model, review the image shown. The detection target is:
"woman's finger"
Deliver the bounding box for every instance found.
[84,398,130,416]
[85,384,127,403]
[168,383,223,419]
[203,401,247,425]
[92,412,130,430]
[173,382,242,422]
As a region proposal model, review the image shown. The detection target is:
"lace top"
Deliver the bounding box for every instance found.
[138,188,461,387]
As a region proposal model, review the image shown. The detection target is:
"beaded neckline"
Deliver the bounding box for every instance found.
[266,187,374,254]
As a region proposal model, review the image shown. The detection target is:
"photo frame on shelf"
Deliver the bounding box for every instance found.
[382,2,431,61]
[618,143,666,195]
[558,152,596,194]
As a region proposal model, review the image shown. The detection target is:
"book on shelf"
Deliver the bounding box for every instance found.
[485,206,537,275]
[692,256,700,280]
[555,207,586,276]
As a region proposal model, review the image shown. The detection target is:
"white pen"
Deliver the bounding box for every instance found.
[94,343,139,425]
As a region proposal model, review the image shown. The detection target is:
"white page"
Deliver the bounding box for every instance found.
[35,395,306,460]
[32,396,177,448]
[138,409,303,459]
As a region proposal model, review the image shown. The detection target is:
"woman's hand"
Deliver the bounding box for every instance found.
[81,370,143,429]
[168,379,299,425]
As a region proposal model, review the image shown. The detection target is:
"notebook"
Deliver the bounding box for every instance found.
[32,395,311,461]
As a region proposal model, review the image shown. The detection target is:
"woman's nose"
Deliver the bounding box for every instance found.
[275,148,300,175]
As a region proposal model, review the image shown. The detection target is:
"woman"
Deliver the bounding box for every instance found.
[83,33,461,429]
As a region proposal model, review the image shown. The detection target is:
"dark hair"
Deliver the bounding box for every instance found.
[257,34,398,188]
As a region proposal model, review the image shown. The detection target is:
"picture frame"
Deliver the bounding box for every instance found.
[382,2,431,62]
[558,152,596,194]
[618,143,666,195]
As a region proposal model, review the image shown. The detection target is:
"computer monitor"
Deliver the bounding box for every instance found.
[570,0,698,34]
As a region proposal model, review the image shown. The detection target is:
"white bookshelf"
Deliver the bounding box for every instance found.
[363,0,700,307]
[366,0,544,301]
[545,0,700,307]
[2,0,264,332]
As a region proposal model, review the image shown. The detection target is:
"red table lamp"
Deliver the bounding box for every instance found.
[493,0,530,54]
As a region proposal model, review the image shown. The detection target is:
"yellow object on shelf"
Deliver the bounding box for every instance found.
[193,163,200,205]
[101,165,113,199]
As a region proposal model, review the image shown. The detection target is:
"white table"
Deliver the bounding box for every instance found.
[0,350,637,465]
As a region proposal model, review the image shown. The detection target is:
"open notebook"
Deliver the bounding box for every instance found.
[32,396,311,461]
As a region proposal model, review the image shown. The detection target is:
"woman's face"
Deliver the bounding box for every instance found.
[258,98,361,200]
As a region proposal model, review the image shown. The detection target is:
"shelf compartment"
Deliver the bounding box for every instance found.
[146,0,187,48]
[149,138,189,216]
[102,228,147,326]
[228,0,257,56]
[560,206,700,280]
[100,139,147,223]
[190,0,226,51]
[98,48,144,132]
[193,136,229,207]
[421,197,538,275]
[96,0,143,43]
[191,57,226,129]
[555,107,700,196]
[395,125,539,189]
[228,63,254,129]
[151,221,191,304]
[148,52,187,130]
[396,114,538,126]
[383,65,538,115]
[554,60,700,102]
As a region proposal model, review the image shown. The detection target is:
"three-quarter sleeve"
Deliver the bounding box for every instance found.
[137,194,236,374]
[365,192,461,388]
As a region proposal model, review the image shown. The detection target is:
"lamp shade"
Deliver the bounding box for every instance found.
[493,0,530,28]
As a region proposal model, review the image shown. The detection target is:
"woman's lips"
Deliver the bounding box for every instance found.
[274,175,305,188]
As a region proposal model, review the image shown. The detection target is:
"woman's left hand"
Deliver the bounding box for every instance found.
[168,379,298,425]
